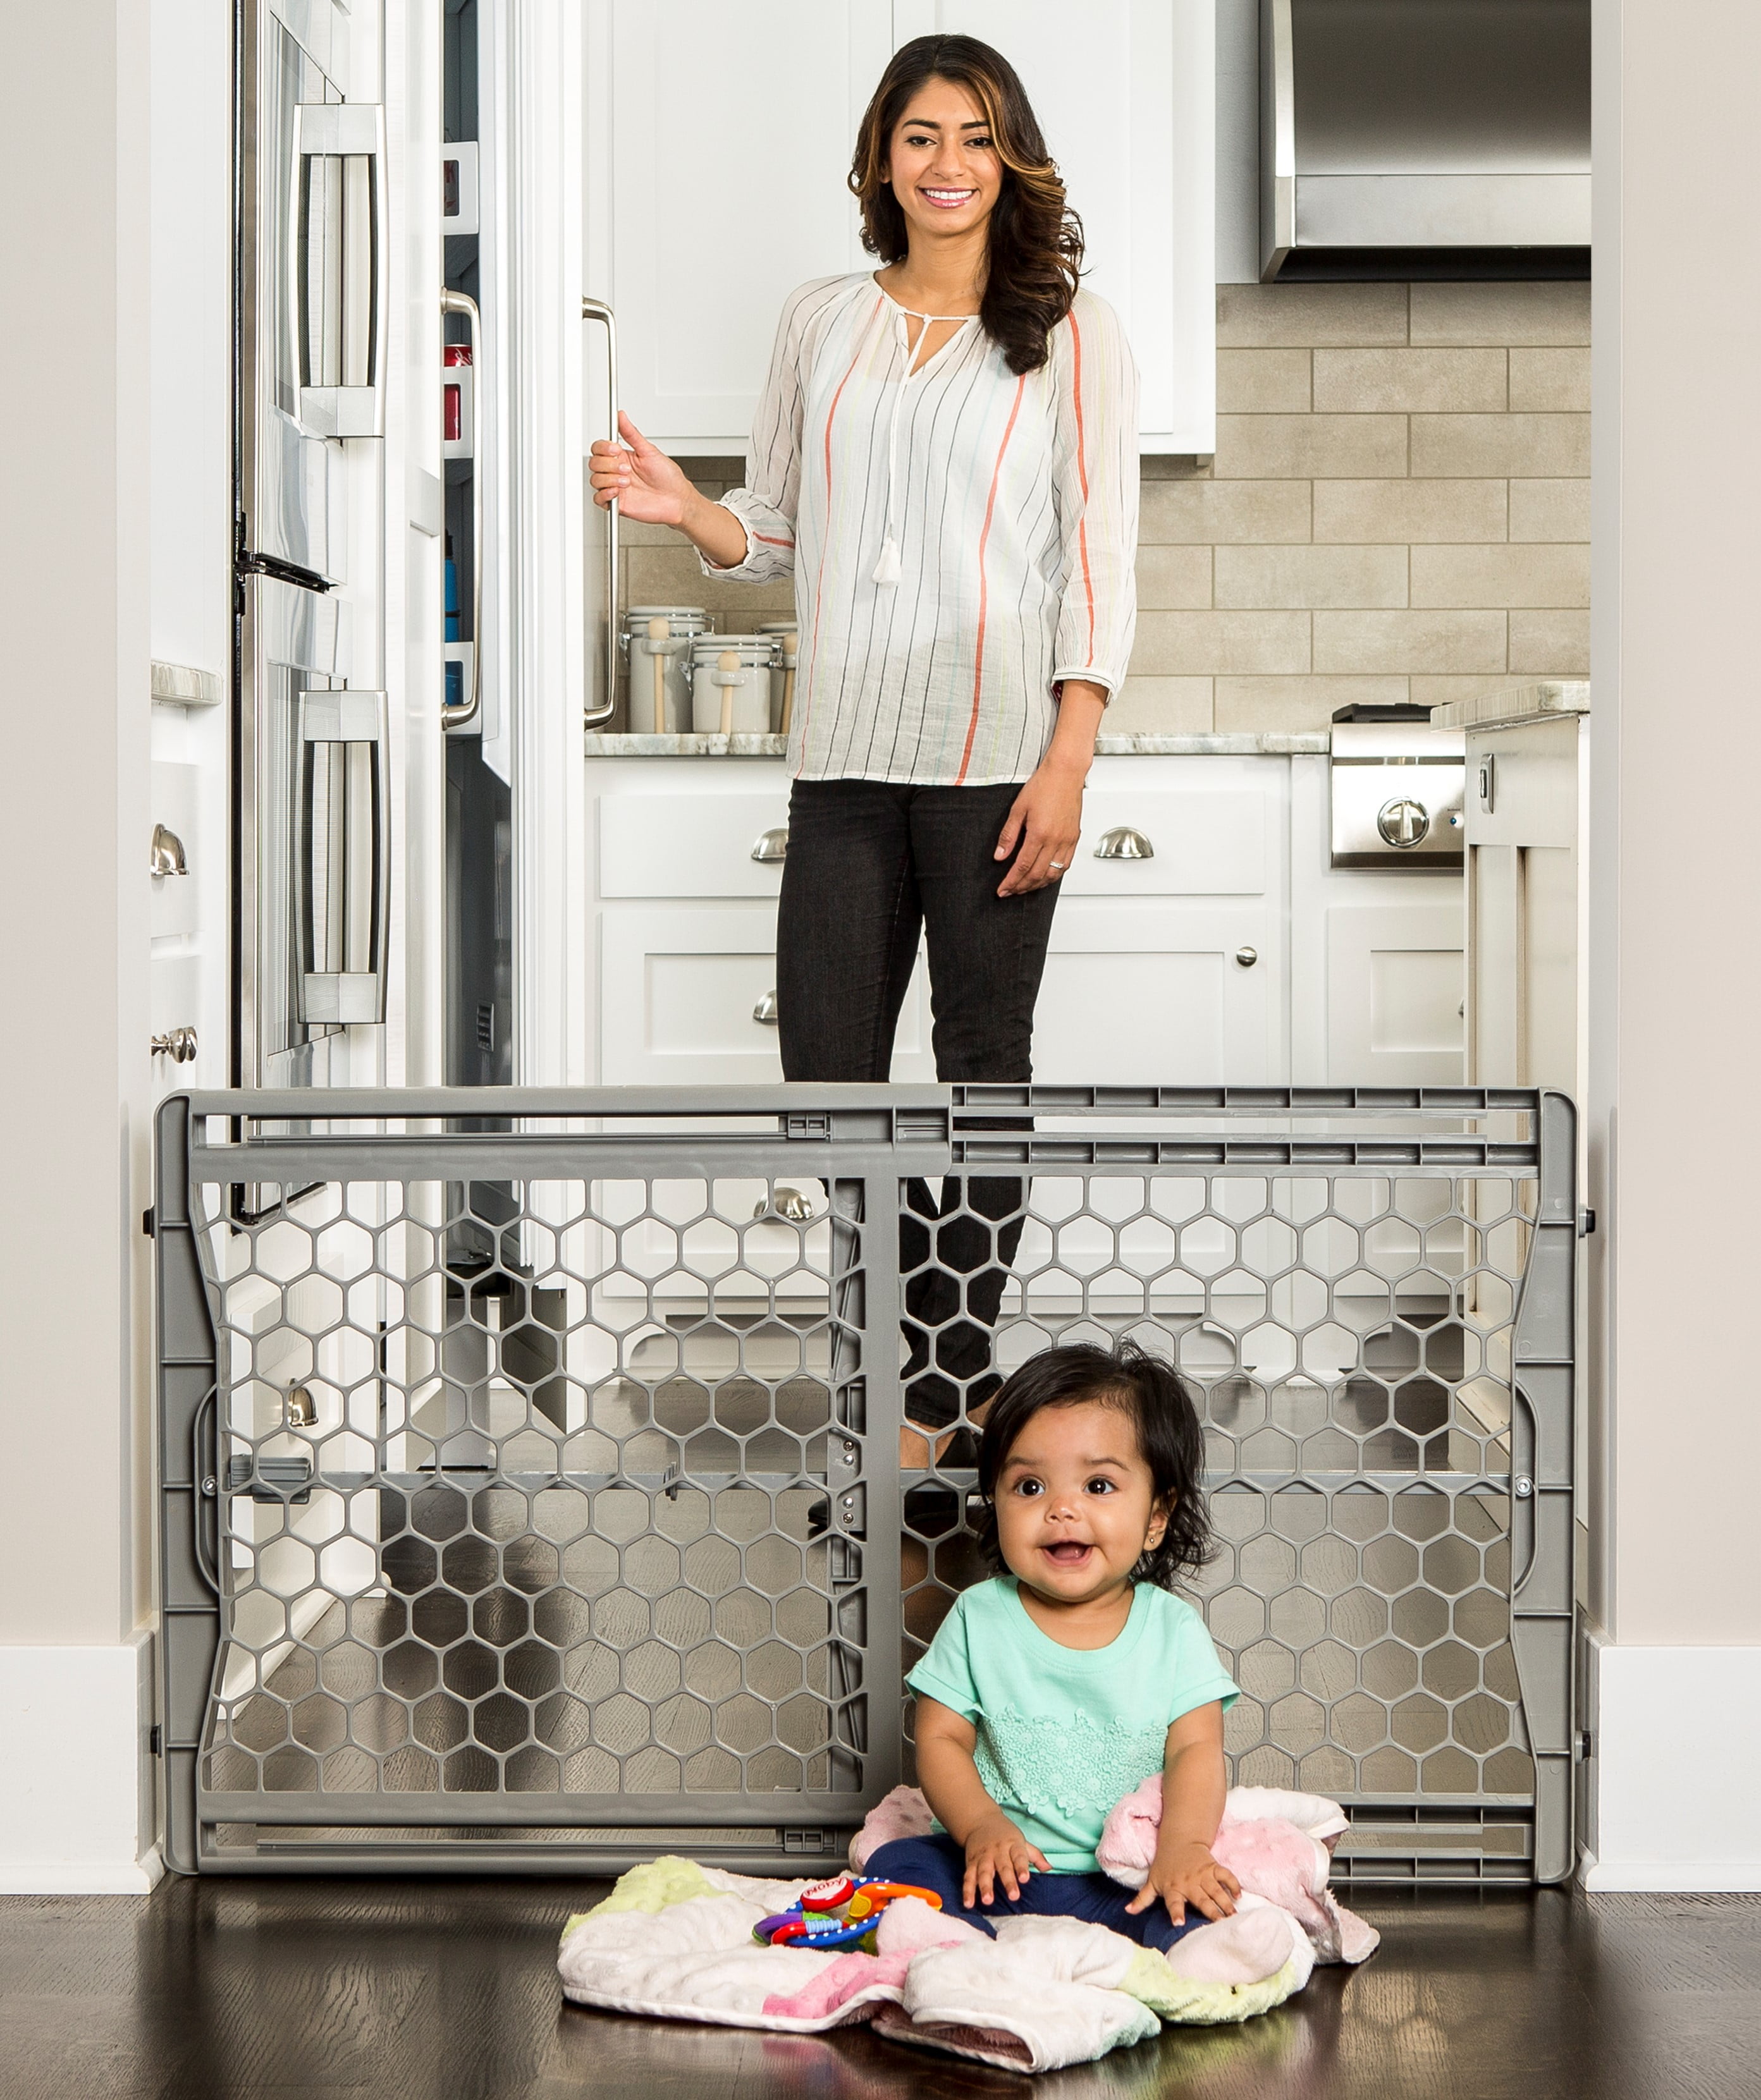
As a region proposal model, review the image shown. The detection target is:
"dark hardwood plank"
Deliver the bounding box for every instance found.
[1,1879,1759,2100]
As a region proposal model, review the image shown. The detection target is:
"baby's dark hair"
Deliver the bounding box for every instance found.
[975,1340,1213,1589]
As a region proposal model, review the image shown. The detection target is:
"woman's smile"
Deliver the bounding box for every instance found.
[921,185,979,209]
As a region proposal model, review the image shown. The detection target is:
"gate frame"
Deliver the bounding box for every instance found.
[153,1084,1574,1881]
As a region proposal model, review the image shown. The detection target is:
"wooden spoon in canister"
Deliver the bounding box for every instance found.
[647,616,668,733]
[718,648,739,737]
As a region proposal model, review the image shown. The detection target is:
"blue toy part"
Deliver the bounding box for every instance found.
[750,1873,940,1949]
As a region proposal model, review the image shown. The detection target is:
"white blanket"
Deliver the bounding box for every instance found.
[556,1857,1313,2073]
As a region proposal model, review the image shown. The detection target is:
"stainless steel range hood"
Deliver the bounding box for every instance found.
[1260,0,1590,281]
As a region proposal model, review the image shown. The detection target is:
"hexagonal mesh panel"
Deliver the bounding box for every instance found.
[157,1087,1574,1881]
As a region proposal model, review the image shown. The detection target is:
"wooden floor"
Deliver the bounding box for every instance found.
[3,1877,1758,2099]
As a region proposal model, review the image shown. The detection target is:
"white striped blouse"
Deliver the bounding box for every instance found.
[704,273,1139,786]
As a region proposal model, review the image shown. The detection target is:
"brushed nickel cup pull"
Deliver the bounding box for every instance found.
[752,1184,813,1222]
[285,1384,318,1428]
[152,1026,199,1063]
[751,827,788,864]
[1095,826,1153,860]
[150,823,188,877]
[1235,946,1258,968]
[752,989,779,1025]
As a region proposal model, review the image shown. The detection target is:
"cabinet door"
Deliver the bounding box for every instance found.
[892,0,1215,451]
[1325,905,1465,1087]
[1032,905,1280,1085]
[586,2,893,451]
[601,905,933,1084]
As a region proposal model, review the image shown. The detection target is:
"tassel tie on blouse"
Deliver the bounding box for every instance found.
[872,303,979,588]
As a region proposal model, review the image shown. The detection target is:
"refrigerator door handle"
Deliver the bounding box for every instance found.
[581,297,620,728]
[295,688,390,1027]
[290,102,389,438]
[441,288,482,731]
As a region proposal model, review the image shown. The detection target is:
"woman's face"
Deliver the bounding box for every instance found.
[883,75,1003,251]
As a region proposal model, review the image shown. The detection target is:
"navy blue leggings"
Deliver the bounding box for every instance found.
[864,1833,1198,1957]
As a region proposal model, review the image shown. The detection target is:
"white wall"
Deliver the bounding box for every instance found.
[0,0,159,1888]
[1585,0,1761,1890]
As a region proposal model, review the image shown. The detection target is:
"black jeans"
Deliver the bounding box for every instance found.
[776,781,1058,1438]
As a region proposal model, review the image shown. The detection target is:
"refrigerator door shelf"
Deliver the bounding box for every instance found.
[290,102,389,438]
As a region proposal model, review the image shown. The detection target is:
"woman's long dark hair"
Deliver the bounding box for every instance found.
[975,1341,1214,1590]
[849,35,1083,376]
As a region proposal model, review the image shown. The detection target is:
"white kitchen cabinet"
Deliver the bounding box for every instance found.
[1289,754,1466,1089]
[599,790,790,900]
[584,1,892,452]
[600,903,934,1084]
[1034,903,1281,1085]
[582,1,1214,454]
[1322,905,1466,1089]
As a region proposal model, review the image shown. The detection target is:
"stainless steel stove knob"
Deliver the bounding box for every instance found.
[1377,797,1431,848]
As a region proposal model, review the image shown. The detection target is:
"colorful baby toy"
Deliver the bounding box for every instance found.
[752,1873,942,1951]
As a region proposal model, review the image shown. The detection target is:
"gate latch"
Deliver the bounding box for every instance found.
[785,1113,831,1140]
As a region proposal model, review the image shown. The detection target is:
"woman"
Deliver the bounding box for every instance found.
[591,34,1139,1438]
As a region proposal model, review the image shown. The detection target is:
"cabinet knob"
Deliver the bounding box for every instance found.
[751,827,788,864]
[1095,826,1153,861]
[1235,946,1258,968]
[151,1026,199,1063]
[752,989,779,1026]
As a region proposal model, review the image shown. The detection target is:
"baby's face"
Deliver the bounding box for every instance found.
[993,1400,1168,1609]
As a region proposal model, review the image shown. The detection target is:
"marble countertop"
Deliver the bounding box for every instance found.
[583,730,1332,758]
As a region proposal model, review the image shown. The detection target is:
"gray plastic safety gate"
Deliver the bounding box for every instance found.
[154,1085,1575,1882]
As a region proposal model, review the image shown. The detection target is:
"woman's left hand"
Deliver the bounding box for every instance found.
[994,757,1086,897]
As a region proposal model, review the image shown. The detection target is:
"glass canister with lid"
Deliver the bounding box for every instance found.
[756,621,801,733]
[689,634,780,734]
[622,606,711,733]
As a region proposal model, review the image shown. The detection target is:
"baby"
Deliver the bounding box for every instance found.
[866,1339,1240,1955]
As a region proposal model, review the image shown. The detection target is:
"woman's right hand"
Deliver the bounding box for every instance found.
[962,1812,1050,1907]
[589,412,695,527]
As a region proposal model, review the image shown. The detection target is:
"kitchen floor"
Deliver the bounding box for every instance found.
[3,1879,1757,2099]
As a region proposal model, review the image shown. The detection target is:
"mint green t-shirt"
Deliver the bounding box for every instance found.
[906,1577,1239,1873]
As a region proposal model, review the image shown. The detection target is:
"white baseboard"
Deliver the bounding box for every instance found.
[0,1636,160,1893]
[1585,1641,1761,1891]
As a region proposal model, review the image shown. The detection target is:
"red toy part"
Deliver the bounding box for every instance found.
[797,1874,856,1912]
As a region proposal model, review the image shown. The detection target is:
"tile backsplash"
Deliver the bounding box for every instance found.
[617,279,1588,735]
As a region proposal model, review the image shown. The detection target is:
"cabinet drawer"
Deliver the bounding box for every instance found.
[598,791,791,899]
[1033,905,1282,1085]
[1063,787,1270,898]
[600,906,933,1084]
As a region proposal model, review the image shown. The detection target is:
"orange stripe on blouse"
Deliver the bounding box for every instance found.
[955,373,1029,786]
[1068,309,1096,659]
[753,532,794,548]
[798,296,884,762]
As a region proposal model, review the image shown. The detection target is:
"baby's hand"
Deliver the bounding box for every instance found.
[963,1813,1051,1907]
[1125,1839,1241,1924]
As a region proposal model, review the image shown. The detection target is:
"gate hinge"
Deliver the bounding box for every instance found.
[785,1113,830,1140]
[1575,1729,1593,1762]
[142,1206,156,1238]
[1578,1207,1596,1236]
[149,1723,163,1757]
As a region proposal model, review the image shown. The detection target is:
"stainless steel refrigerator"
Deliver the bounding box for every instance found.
[235,0,400,1096]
